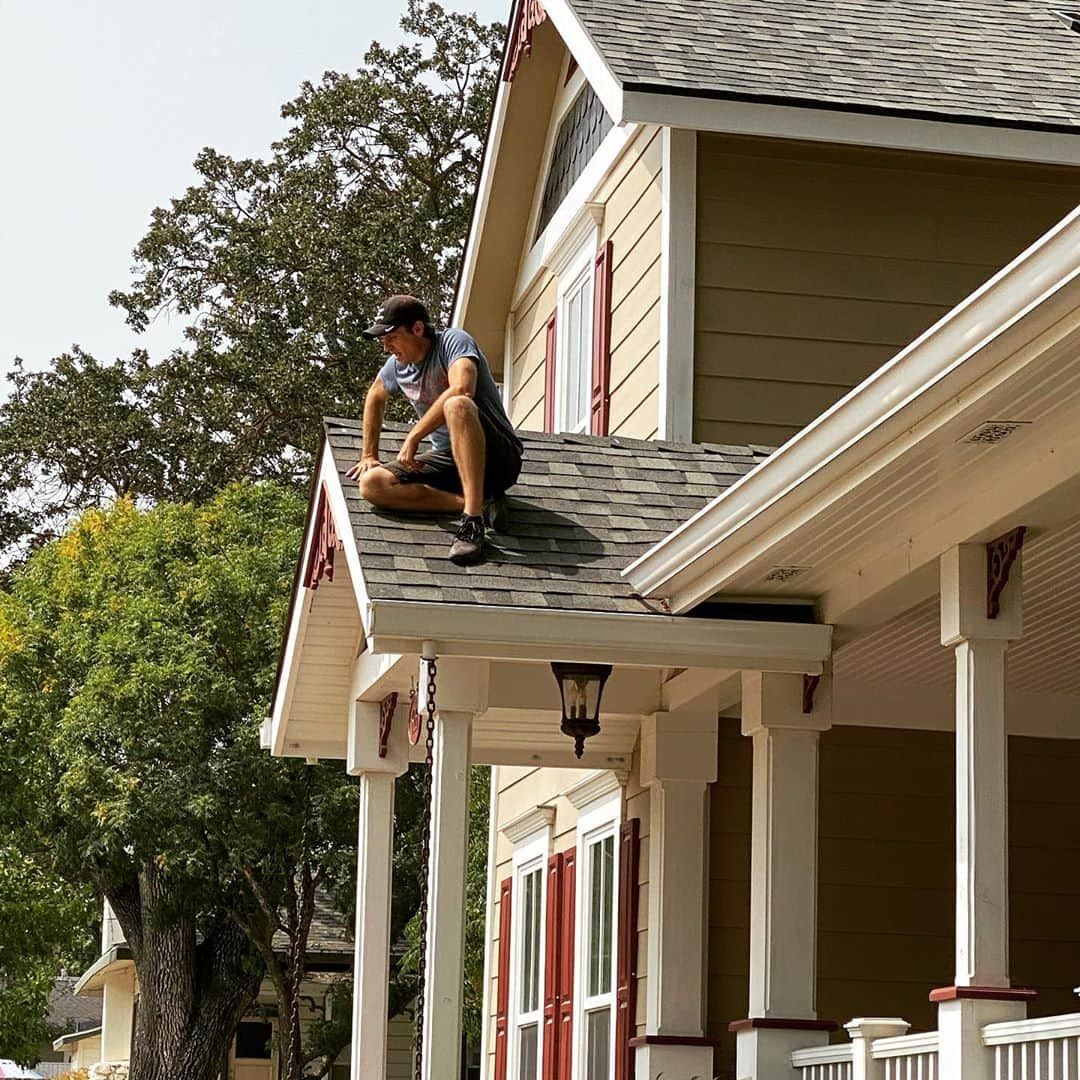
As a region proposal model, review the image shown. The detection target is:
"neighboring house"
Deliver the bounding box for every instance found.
[35,976,103,1076]
[67,900,411,1079]
[268,2,1080,1080]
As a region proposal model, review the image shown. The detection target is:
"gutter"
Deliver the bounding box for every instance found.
[364,598,832,672]
[624,205,1080,612]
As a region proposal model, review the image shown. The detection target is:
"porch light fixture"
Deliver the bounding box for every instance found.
[551,662,612,759]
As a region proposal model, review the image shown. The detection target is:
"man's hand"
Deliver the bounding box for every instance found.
[346,455,381,481]
[396,434,422,472]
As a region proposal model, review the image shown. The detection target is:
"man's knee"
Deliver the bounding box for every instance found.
[358,466,397,506]
[444,394,479,425]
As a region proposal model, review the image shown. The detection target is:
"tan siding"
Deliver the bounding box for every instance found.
[693,136,1080,446]
[511,273,557,430]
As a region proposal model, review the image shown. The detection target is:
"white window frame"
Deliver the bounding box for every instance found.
[504,809,554,1080]
[554,235,598,435]
[571,785,621,1080]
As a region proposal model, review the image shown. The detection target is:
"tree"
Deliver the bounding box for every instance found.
[0,0,503,563]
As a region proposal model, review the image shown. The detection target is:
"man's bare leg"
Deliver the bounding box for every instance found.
[443,396,486,518]
[358,467,465,514]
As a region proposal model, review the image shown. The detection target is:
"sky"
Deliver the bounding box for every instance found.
[0,0,508,386]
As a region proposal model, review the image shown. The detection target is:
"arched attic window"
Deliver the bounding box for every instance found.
[535,83,612,240]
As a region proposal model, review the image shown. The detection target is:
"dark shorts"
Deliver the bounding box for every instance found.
[384,411,522,498]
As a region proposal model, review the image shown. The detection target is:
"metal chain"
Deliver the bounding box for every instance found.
[413,657,437,1080]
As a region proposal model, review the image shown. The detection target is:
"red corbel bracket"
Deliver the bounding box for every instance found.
[986,526,1026,618]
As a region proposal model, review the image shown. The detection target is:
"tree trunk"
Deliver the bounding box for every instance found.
[109,863,263,1080]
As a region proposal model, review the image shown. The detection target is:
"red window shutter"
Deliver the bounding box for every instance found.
[590,240,614,436]
[557,849,577,1080]
[543,311,558,434]
[495,877,513,1080]
[542,853,563,1080]
[615,819,641,1080]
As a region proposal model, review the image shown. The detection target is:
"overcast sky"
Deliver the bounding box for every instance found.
[0,0,508,386]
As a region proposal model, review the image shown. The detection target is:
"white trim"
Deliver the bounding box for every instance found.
[478,766,500,1077]
[364,598,833,671]
[564,770,622,811]
[536,0,624,124]
[624,205,1080,612]
[622,90,1080,167]
[982,1013,1080,1046]
[501,310,514,411]
[658,126,696,442]
[453,70,512,327]
[871,1032,940,1059]
[791,1045,854,1068]
[502,803,557,844]
[514,123,642,307]
[572,788,621,1080]
[555,233,600,434]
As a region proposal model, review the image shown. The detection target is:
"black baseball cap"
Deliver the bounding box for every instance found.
[362,295,431,339]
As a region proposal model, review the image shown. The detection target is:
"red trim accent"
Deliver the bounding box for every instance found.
[542,853,563,1080]
[564,56,579,84]
[495,878,513,1080]
[590,240,613,436]
[378,692,397,758]
[303,485,338,590]
[503,0,548,82]
[929,986,1037,1003]
[543,311,558,433]
[986,526,1026,618]
[628,1035,721,1048]
[728,1018,840,1033]
[615,819,640,1080]
[557,850,576,1080]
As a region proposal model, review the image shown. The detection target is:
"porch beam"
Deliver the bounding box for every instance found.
[348,701,409,1080]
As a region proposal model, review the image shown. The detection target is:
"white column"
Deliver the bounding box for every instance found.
[348,701,409,1080]
[635,697,718,1079]
[421,708,474,1080]
[844,1018,910,1080]
[936,544,1029,1079]
[736,671,833,1080]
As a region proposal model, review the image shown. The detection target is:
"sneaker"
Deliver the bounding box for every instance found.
[484,495,509,534]
[449,515,486,565]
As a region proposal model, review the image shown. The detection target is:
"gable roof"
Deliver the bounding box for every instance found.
[566,0,1080,131]
[324,419,769,615]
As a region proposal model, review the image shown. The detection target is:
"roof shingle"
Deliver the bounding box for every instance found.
[325,419,769,615]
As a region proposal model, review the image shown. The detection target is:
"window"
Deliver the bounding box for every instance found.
[557,245,595,434]
[235,1020,273,1060]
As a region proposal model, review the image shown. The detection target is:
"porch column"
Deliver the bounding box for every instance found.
[633,695,718,1079]
[936,543,1032,1079]
[347,700,409,1080]
[421,707,474,1080]
[734,671,836,1080]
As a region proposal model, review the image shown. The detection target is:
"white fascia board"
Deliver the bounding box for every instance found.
[539,0,624,124]
[365,599,831,672]
[270,442,372,756]
[452,71,512,327]
[624,205,1080,612]
[622,90,1080,167]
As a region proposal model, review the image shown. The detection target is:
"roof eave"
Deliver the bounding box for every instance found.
[624,205,1080,613]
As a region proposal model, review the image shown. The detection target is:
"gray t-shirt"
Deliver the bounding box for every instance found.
[378,328,522,455]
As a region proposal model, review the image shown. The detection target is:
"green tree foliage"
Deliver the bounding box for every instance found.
[0,1,503,561]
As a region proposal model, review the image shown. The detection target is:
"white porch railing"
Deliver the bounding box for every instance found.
[792,1043,854,1080]
[870,1031,939,1080]
[982,1012,1080,1079]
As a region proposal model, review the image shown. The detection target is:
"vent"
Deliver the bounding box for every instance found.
[765,566,811,584]
[1051,8,1080,31]
[961,420,1032,446]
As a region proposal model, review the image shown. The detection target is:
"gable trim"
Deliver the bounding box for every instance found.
[537,0,623,123]
[621,89,1080,167]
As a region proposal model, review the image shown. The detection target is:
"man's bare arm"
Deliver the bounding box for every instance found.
[345,377,389,480]
[397,358,478,467]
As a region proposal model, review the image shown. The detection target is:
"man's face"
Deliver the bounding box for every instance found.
[380,321,429,364]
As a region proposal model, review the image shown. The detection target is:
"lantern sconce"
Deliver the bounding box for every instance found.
[550,662,613,759]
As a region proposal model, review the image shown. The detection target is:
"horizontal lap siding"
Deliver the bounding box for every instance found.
[512,274,558,429]
[693,136,1080,447]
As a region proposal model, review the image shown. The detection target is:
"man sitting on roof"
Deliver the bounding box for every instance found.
[348,295,524,565]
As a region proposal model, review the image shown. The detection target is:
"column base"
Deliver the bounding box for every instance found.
[935,991,1032,1080]
[731,1019,838,1080]
[631,1036,715,1079]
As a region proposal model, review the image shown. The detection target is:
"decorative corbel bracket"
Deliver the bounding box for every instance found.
[986,526,1026,619]
[802,673,821,715]
[303,484,339,590]
[407,681,423,746]
[378,692,398,759]
[503,0,547,82]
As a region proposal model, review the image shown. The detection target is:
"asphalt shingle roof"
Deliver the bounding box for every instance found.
[571,0,1080,131]
[325,419,769,615]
